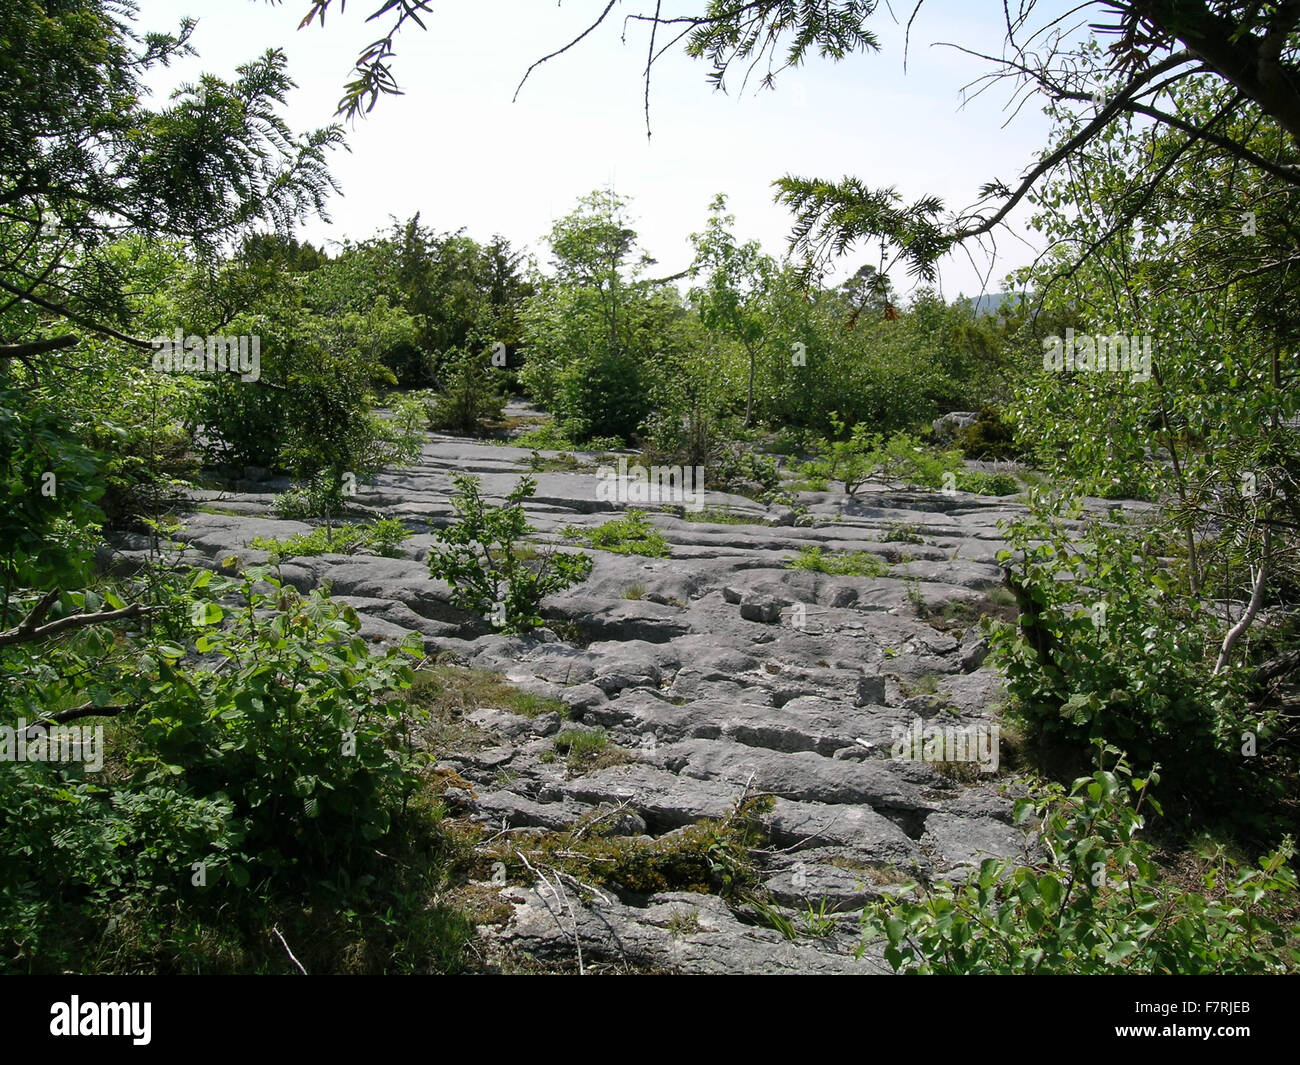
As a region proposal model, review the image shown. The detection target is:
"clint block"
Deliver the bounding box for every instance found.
[595,457,706,512]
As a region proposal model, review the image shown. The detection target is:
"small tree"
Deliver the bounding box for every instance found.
[426,344,506,434]
[519,189,661,444]
[690,194,780,428]
[428,474,591,633]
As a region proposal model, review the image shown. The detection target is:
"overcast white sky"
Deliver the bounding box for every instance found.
[136,0,1078,301]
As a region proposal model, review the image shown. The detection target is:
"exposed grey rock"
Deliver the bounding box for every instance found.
[127,424,1084,974]
[546,762,740,830]
[463,745,515,769]
[490,885,885,974]
[922,812,1027,869]
[855,673,888,706]
[665,738,933,814]
[960,633,991,672]
[529,711,563,737]
[763,861,877,909]
[740,596,783,623]
[931,411,979,440]
[560,683,608,715]
[469,790,592,831]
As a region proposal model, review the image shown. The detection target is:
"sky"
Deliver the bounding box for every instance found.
[134,0,1080,301]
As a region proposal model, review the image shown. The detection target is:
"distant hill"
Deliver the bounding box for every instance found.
[968,292,1026,317]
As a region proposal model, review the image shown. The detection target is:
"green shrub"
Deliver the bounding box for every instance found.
[272,475,342,520]
[141,572,429,885]
[273,401,424,522]
[987,498,1270,810]
[819,416,963,497]
[713,444,781,495]
[512,420,576,450]
[525,449,592,473]
[427,474,593,633]
[553,348,647,445]
[188,375,289,470]
[426,347,507,434]
[954,405,1022,459]
[580,509,671,557]
[883,522,925,543]
[0,567,472,974]
[956,471,1020,496]
[861,748,1298,974]
[678,506,757,526]
[767,425,821,456]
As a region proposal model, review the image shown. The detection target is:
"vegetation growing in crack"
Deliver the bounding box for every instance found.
[427,474,593,634]
[250,516,411,559]
[566,509,671,558]
[785,546,889,578]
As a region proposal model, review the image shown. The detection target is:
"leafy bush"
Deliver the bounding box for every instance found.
[0,388,107,594]
[512,419,576,450]
[956,471,1020,496]
[268,402,423,522]
[188,374,289,470]
[383,390,432,444]
[282,402,423,519]
[639,404,725,470]
[817,417,963,497]
[679,506,758,526]
[427,474,592,633]
[987,498,1270,810]
[554,347,648,445]
[140,570,428,886]
[713,443,781,495]
[861,748,1298,974]
[954,404,1022,459]
[525,450,592,473]
[426,347,507,434]
[271,475,342,520]
[883,522,925,543]
[1,567,473,973]
[767,425,822,456]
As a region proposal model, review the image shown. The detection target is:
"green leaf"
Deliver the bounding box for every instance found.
[192,602,223,626]
[1103,941,1139,965]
